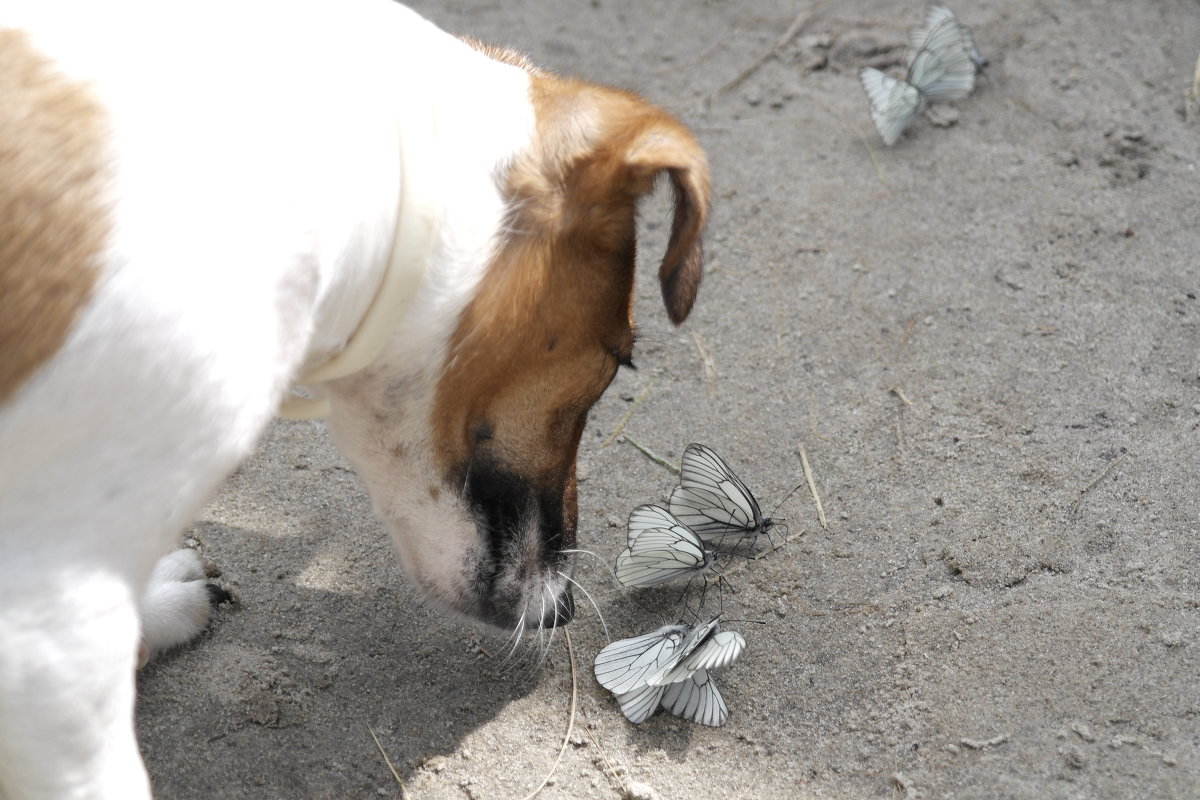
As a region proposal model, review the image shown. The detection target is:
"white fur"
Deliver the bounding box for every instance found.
[0,2,535,798]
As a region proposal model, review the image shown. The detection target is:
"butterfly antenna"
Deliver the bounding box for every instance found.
[557,570,610,642]
[767,481,806,522]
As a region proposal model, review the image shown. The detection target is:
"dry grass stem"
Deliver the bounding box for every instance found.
[368,726,411,800]
[709,4,822,105]
[1071,451,1131,514]
[690,331,718,395]
[798,445,828,529]
[602,381,653,447]
[519,628,578,800]
[621,435,681,475]
[889,385,914,406]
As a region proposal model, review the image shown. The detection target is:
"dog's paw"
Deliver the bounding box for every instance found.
[138,549,222,667]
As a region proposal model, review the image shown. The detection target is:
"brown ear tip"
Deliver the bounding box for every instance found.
[661,250,703,326]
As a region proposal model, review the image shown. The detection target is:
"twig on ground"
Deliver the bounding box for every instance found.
[960,734,1009,750]
[602,381,653,447]
[889,385,914,406]
[709,5,822,106]
[520,629,578,800]
[690,331,718,395]
[584,727,629,797]
[859,132,888,185]
[1071,451,1131,514]
[368,726,411,800]
[621,435,681,475]
[891,771,918,800]
[654,28,730,75]
[798,445,828,529]
[897,315,917,353]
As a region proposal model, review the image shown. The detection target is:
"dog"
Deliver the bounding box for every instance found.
[0,1,709,797]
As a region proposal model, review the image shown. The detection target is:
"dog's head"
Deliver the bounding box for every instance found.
[327,61,708,634]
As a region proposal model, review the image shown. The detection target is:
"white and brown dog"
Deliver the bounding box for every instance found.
[0,1,708,797]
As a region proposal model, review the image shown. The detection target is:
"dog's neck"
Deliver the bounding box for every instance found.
[278,102,440,419]
[278,6,536,418]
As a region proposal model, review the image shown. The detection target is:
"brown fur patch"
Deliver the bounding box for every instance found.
[0,30,110,405]
[431,69,709,494]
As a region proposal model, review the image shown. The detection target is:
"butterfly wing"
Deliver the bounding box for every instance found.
[859,68,922,147]
[614,682,666,724]
[907,17,975,101]
[910,6,987,72]
[908,5,956,52]
[627,504,684,545]
[645,616,722,686]
[652,629,746,686]
[670,444,764,541]
[593,625,687,694]
[615,526,713,588]
[661,669,729,727]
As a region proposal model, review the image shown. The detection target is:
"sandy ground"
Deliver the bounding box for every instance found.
[137,1,1200,798]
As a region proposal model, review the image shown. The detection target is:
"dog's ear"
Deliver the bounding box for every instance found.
[625,120,710,326]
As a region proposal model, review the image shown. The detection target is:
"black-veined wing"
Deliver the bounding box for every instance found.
[859,68,923,147]
[670,444,770,542]
[907,15,975,101]
[661,669,729,727]
[614,682,666,724]
[645,616,721,686]
[615,523,715,588]
[650,628,745,686]
[593,624,688,695]
[909,6,987,73]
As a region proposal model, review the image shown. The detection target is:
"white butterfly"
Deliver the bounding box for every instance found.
[860,6,978,146]
[669,444,777,544]
[909,6,987,74]
[616,505,715,588]
[594,617,745,726]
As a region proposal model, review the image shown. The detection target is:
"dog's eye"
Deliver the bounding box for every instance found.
[605,345,635,371]
[472,420,494,443]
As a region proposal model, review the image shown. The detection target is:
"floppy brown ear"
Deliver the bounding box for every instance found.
[626,120,710,326]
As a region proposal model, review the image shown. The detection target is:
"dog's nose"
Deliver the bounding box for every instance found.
[541,587,574,628]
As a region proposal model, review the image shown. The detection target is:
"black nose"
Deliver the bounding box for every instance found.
[541,587,574,628]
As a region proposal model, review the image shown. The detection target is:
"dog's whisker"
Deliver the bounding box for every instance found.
[556,570,608,642]
[560,548,622,588]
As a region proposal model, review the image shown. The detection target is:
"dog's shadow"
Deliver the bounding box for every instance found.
[137,519,544,800]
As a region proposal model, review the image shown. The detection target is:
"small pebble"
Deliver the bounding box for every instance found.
[625,781,662,800]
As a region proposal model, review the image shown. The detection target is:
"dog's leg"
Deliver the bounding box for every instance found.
[137,548,217,668]
[0,573,151,800]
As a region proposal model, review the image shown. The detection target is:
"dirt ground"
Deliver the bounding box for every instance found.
[137,1,1200,798]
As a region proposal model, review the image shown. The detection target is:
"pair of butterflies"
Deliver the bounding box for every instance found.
[615,444,777,589]
[593,616,746,726]
[860,6,987,146]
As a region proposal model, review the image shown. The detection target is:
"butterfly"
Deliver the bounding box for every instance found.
[669,443,778,544]
[594,617,746,726]
[909,6,988,74]
[860,6,977,146]
[615,505,716,588]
